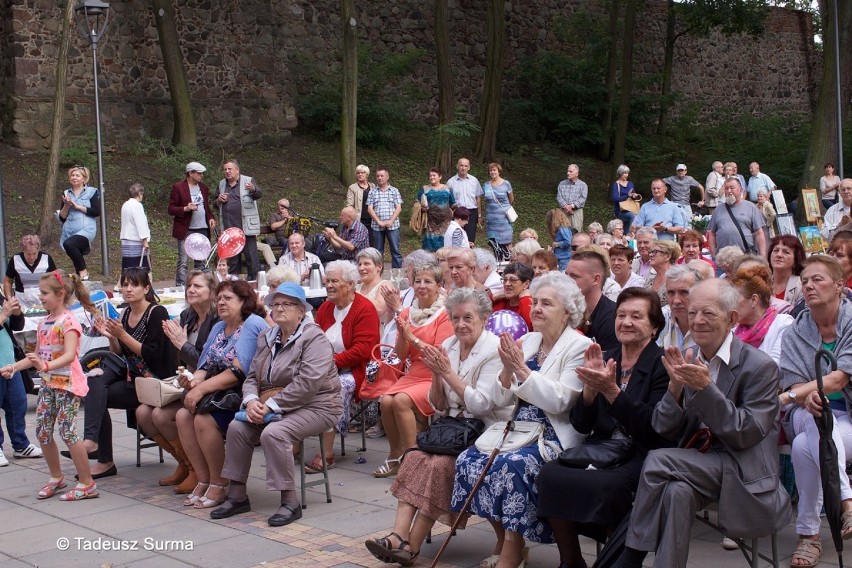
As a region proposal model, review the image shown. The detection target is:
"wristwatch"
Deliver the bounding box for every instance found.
[787,389,798,403]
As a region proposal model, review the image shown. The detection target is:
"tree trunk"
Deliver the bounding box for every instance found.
[613,0,639,167]
[434,0,455,173]
[598,0,622,161]
[656,0,676,135]
[153,0,197,147]
[340,0,358,186]
[38,0,77,246]
[474,0,505,164]
[798,0,852,223]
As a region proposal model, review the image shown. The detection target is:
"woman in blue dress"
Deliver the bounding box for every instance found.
[452,272,591,568]
[418,168,455,252]
[611,164,639,231]
[482,163,515,251]
[58,166,100,280]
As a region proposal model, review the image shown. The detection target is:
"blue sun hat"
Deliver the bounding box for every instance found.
[263,282,312,312]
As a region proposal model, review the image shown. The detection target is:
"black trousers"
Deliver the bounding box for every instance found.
[83,366,139,464]
[464,209,479,244]
[63,235,91,273]
[227,235,259,280]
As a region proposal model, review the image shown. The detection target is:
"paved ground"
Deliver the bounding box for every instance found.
[0,395,845,567]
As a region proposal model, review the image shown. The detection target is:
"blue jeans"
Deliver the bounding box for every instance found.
[0,372,33,451]
[175,228,210,286]
[371,228,402,268]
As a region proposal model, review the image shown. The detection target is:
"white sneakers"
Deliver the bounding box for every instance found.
[0,452,8,467]
[14,444,43,459]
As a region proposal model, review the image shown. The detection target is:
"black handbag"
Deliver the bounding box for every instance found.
[557,438,634,470]
[416,415,486,456]
[193,388,242,414]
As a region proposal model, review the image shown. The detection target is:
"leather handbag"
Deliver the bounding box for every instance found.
[619,195,641,214]
[505,206,519,223]
[136,375,183,408]
[192,388,242,415]
[557,438,634,470]
[416,415,486,456]
[409,200,428,235]
[475,420,544,454]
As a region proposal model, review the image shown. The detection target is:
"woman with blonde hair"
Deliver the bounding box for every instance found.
[482,162,515,250]
[546,208,574,271]
[59,166,100,280]
[645,240,681,306]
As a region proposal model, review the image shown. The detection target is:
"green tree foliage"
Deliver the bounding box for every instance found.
[296,47,424,149]
[497,13,610,153]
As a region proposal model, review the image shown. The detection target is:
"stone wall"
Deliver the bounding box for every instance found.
[0,0,818,150]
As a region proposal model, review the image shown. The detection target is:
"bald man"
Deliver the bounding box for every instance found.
[323,206,369,261]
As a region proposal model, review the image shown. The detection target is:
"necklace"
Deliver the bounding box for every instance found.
[620,367,633,391]
[537,347,550,363]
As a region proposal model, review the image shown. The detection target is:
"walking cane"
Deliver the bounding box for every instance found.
[428,417,518,568]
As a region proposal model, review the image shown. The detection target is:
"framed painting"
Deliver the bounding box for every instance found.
[772,190,788,215]
[802,188,821,222]
[776,215,797,237]
[799,225,824,254]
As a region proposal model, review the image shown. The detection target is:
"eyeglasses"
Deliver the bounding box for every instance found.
[278,204,289,208]
[501,276,523,284]
[649,250,665,256]
[270,301,301,310]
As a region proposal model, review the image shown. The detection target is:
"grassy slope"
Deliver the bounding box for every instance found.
[0,130,685,283]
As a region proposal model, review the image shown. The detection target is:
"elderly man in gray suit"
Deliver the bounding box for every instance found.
[614,278,791,568]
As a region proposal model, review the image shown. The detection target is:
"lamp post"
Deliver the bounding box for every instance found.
[75,0,111,277]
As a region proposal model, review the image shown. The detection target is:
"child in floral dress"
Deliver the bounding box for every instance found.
[1,270,99,500]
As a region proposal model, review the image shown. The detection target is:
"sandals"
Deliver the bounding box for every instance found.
[373,458,400,478]
[182,482,210,507]
[304,454,335,474]
[365,531,419,566]
[38,476,68,500]
[193,483,228,509]
[59,481,99,501]
[791,537,821,568]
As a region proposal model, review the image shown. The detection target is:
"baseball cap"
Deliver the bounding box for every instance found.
[263,282,312,312]
[186,162,207,173]
[676,164,687,171]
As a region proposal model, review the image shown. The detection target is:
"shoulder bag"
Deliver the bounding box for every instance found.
[136,375,183,408]
[619,194,641,215]
[724,203,759,254]
[557,437,634,470]
[475,420,544,453]
[486,183,518,223]
[409,191,428,235]
[416,415,486,456]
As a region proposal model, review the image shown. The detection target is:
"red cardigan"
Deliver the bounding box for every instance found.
[315,293,380,398]
[169,179,215,239]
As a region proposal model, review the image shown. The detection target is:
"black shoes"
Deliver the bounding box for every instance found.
[268,502,302,527]
[210,497,251,519]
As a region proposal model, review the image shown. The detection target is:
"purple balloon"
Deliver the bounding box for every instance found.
[486,310,529,340]
[184,233,212,261]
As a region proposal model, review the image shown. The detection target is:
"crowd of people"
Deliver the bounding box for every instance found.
[1,156,852,568]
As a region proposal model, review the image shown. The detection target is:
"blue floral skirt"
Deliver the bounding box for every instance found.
[450,403,561,543]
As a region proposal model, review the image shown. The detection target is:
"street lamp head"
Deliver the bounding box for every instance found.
[75,0,110,16]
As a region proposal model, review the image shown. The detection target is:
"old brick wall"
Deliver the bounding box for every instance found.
[0,0,817,150]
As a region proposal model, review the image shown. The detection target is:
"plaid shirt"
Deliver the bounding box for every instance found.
[556,178,588,209]
[366,185,403,231]
[339,220,369,260]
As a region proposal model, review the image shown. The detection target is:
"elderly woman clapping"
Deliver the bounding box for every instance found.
[779,255,852,567]
[365,288,513,565]
[309,260,380,472]
[451,272,591,568]
[212,283,342,527]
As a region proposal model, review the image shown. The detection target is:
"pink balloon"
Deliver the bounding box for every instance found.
[217,228,246,259]
[486,310,529,340]
[184,233,212,261]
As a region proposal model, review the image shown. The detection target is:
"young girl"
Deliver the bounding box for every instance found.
[0,270,98,500]
[546,208,574,271]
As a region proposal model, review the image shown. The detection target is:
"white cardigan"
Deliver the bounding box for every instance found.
[119,198,151,242]
[491,327,592,450]
[428,330,514,427]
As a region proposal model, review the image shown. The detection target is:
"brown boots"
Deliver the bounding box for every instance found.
[151,435,196,493]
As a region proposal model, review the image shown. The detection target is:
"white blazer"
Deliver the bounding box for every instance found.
[491,327,592,449]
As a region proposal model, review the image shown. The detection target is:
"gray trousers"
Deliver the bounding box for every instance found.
[625,448,724,568]
[222,407,336,491]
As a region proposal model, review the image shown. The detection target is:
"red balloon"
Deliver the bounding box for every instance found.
[217,228,246,259]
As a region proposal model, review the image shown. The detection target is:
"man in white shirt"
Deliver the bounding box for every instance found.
[278,232,324,285]
[820,178,852,241]
[473,247,504,301]
[746,162,776,203]
[446,157,482,244]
